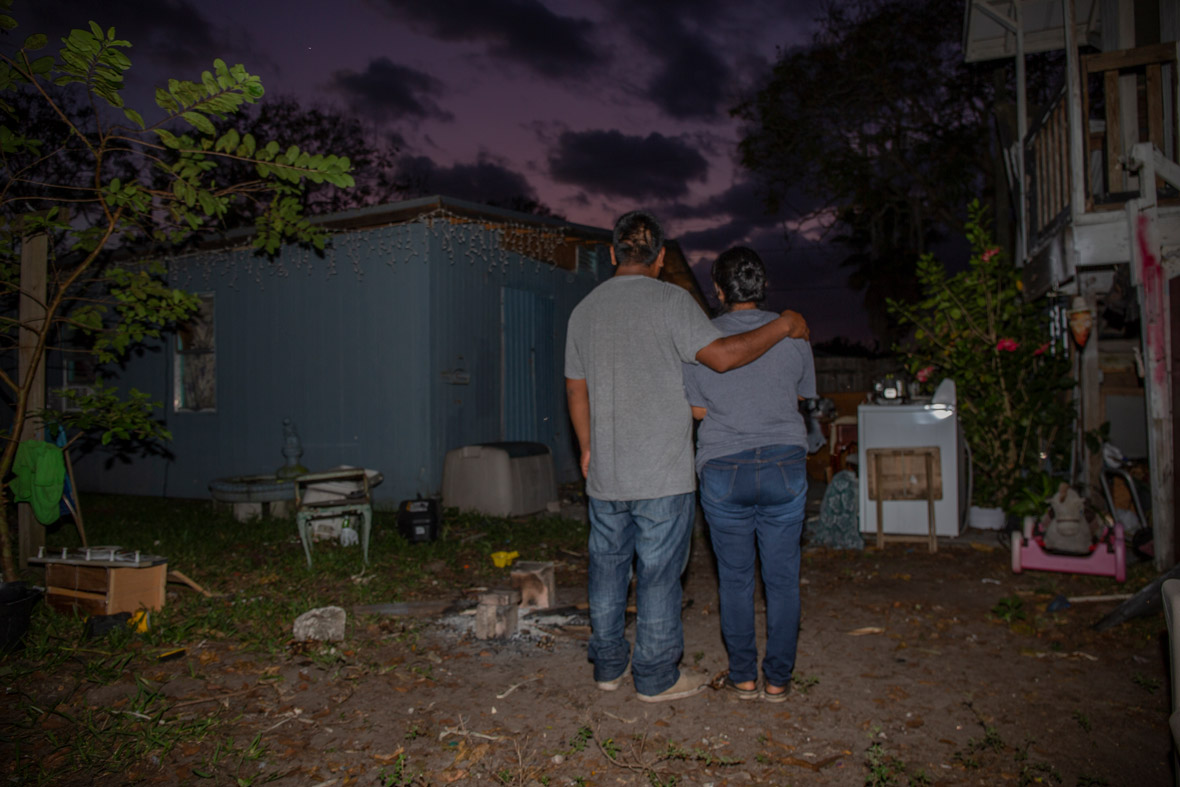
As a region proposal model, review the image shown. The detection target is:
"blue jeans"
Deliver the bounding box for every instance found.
[699,445,807,687]
[587,493,695,696]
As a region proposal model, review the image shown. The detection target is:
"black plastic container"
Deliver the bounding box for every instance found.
[398,498,440,543]
[0,581,44,652]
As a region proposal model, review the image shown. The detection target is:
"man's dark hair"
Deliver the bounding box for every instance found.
[612,210,664,266]
[712,246,767,307]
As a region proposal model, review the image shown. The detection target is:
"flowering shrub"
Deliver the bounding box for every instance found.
[888,201,1075,510]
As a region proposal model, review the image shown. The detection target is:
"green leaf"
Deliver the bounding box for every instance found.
[29,55,54,75]
[23,32,47,50]
[122,107,144,128]
[155,128,181,148]
[180,111,215,135]
[0,15,16,31]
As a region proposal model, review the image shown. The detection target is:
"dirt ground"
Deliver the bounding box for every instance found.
[35,497,1177,786]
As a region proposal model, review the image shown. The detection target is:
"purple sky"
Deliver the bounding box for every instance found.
[19,0,871,343]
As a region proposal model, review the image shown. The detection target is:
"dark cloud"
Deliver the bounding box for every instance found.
[374,0,596,79]
[668,177,832,257]
[598,0,731,120]
[22,0,227,72]
[548,130,708,199]
[644,30,732,120]
[669,180,782,254]
[394,155,537,204]
[671,180,775,222]
[678,222,756,254]
[329,58,452,122]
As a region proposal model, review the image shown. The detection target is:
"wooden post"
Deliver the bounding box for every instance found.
[1061,0,1087,220]
[18,228,48,569]
[1080,295,1102,496]
[1127,143,1174,570]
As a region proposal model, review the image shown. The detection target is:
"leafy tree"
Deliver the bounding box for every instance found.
[733,0,1008,344]
[200,95,404,225]
[0,7,353,580]
[888,202,1074,510]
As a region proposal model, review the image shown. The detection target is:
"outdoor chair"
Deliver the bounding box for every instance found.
[293,468,373,568]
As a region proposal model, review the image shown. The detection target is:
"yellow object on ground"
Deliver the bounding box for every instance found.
[127,610,150,633]
[491,550,519,568]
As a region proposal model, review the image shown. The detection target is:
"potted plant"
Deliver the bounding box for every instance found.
[889,201,1075,517]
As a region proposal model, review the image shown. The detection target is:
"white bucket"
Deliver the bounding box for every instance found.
[968,505,1006,530]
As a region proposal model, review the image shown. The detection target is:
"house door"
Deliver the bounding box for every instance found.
[501,287,556,448]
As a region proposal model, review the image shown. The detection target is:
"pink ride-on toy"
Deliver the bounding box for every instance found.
[1010,516,1126,582]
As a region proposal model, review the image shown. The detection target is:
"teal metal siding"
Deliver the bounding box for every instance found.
[502,286,556,446]
[70,213,606,504]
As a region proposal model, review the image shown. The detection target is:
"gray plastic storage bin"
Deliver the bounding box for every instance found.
[441,442,558,517]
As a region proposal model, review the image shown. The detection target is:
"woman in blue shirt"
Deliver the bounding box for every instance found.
[682,246,816,702]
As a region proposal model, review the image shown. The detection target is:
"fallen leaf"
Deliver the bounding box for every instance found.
[848,627,885,636]
[372,749,406,763]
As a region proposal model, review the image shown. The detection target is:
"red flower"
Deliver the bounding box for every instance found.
[916,365,935,383]
[996,338,1020,352]
[1033,342,1049,356]
[981,247,1000,263]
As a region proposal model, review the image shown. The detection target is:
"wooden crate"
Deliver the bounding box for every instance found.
[42,561,167,616]
[866,447,943,500]
[866,447,940,553]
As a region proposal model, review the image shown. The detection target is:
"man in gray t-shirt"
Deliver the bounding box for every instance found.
[563,210,808,702]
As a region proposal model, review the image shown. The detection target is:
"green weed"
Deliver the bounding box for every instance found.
[991,596,1026,622]
[864,742,901,786]
[568,725,593,753]
[377,753,420,787]
[1132,673,1161,693]
[792,674,820,694]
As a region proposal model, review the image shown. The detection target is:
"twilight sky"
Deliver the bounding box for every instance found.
[18,0,871,343]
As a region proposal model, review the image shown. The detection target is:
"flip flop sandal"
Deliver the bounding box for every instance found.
[721,677,759,700]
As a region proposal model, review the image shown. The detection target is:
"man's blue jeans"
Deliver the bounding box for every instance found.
[699,445,807,687]
[587,492,695,696]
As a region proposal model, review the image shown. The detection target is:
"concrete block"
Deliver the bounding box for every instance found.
[511,561,556,609]
[475,589,520,639]
[293,605,346,642]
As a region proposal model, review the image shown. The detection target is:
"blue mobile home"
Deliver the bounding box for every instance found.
[67,196,619,505]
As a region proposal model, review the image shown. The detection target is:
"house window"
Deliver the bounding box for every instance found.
[174,294,216,412]
[51,329,98,412]
[576,245,600,276]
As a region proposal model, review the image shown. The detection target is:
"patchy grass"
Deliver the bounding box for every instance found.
[2,494,590,785]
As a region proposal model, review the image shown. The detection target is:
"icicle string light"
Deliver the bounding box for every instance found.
[166,207,589,290]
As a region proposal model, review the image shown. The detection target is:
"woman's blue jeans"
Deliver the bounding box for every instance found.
[699,445,807,687]
[587,492,695,696]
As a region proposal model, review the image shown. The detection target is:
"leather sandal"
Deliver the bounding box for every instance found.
[762,683,790,703]
[721,676,759,700]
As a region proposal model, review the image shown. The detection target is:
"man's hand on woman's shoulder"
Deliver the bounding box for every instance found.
[778,310,809,341]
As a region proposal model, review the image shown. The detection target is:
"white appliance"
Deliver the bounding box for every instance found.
[857,391,968,538]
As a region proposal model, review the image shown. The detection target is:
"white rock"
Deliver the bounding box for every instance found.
[293,606,346,642]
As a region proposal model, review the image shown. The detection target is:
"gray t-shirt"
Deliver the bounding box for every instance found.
[682,309,817,473]
[565,275,722,501]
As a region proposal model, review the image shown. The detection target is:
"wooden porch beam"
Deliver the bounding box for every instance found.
[1082,42,1178,74]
